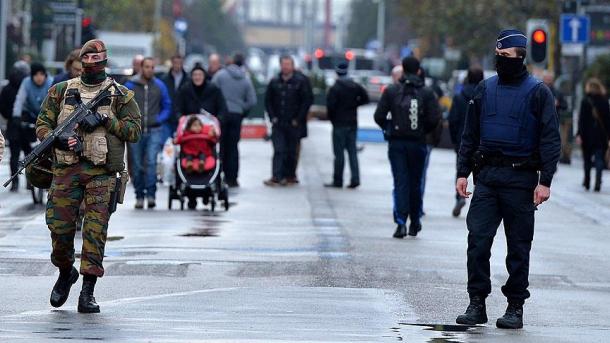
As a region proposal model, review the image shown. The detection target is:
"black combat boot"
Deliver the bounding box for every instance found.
[408,222,422,237]
[456,295,488,325]
[496,303,523,329]
[393,224,407,239]
[50,266,79,308]
[78,275,100,313]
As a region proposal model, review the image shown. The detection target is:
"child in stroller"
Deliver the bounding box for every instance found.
[174,115,217,174]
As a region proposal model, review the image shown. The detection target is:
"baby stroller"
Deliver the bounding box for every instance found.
[168,112,229,211]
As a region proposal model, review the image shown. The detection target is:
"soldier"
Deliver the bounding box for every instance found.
[455,30,560,329]
[36,39,141,313]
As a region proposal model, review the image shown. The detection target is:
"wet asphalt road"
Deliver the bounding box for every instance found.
[0,112,609,342]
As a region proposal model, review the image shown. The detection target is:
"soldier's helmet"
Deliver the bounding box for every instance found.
[25,154,53,189]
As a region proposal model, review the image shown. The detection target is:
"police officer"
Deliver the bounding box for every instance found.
[374,56,440,238]
[36,39,141,313]
[455,30,560,329]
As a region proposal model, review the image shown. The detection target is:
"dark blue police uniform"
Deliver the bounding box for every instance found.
[456,29,561,328]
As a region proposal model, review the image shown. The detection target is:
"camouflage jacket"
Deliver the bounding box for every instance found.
[36,79,142,144]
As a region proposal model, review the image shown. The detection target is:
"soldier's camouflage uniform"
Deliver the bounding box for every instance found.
[36,79,141,277]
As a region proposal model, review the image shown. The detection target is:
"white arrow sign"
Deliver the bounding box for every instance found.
[569,17,581,42]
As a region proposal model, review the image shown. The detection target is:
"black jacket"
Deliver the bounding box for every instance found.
[162,69,190,103]
[265,72,313,129]
[448,83,477,151]
[0,70,26,140]
[326,77,369,127]
[373,74,441,143]
[175,80,228,120]
[457,72,561,187]
[577,94,610,152]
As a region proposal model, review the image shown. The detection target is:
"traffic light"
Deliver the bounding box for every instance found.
[526,20,549,67]
[81,17,96,45]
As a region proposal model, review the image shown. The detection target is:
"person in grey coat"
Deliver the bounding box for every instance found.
[212,53,257,187]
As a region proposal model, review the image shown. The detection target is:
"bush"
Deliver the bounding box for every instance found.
[585,54,610,91]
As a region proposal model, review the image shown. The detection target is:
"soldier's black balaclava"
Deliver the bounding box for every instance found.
[79,39,108,85]
[495,29,527,82]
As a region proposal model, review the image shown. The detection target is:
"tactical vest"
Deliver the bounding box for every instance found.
[55,78,124,171]
[480,75,541,157]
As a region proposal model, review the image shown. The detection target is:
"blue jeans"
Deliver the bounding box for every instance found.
[420,144,433,215]
[130,128,162,200]
[388,140,428,225]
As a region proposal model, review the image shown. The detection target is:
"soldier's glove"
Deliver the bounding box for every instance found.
[80,110,108,133]
[55,133,83,153]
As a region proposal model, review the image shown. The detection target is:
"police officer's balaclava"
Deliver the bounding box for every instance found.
[79,39,108,85]
[495,29,527,81]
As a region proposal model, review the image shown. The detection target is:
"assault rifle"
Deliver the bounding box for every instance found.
[3,79,124,188]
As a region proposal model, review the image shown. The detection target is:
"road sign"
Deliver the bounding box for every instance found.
[560,14,590,44]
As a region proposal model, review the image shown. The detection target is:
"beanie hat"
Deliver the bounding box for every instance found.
[335,61,348,76]
[30,62,46,77]
[402,56,420,75]
[191,63,206,75]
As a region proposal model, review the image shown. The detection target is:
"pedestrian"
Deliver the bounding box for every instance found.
[263,55,313,186]
[175,63,228,209]
[11,62,53,191]
[125,57,172,209]
[575,78,610,192]
[324,61,369,188]
[52,49,83,86]
[36,39,141,313]
[455,29,560,329]
[0,67,26,192]
[212,53,257,187]
[162,54,190,136]
[207,53,222,80]
[542,71,571,164]
[448,66,484,217]
[373,56,441,238]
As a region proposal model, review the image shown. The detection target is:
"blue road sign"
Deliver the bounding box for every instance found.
[561,14,590,44]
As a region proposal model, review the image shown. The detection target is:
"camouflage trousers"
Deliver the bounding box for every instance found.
[46,161,115,277]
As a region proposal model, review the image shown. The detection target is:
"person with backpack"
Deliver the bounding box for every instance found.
[0,67,26,191]
[324,62,369,188]
[448,67,484,216]
[374,56,441,238]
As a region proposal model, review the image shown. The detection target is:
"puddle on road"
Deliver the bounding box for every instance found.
[180,227,219,237]
[392,323,481,342]
[106,236,124,242]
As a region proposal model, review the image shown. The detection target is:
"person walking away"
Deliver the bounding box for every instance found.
[175,64,228,209]
[455,29,560,329]
[212,53,257,187]
[52,49,83,86]
[324,62,369,188]
[125,57,172,209]
[11,62,53,191]
[207,53,223,80]
[373,56,441,238]
[0,68,26,191]
[448,67,483,217]
[162,54,189,138]
[37,39,141,313]
[576,78,610,192]
[264,55,312,186]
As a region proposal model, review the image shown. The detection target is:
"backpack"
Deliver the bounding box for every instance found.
[390,84,425,139]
